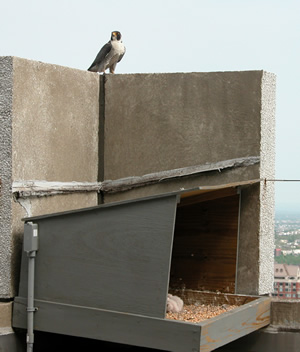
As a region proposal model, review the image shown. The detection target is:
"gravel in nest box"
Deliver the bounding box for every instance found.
[166,303,238,323]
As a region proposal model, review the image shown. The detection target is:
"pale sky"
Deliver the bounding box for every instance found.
[1,0,299,213]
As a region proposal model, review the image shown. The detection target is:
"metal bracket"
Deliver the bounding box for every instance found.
[26,307,38,313]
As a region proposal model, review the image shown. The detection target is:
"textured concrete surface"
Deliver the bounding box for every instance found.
[258,72,276,294]
[236,183,260,294]
[271,300,300,329]
[103,71,276,295]
[0,57,13,299]
[11,57,99,182]
[1,63,275,304]
[0,302,12,327]
[235,72,276,295]
[104,71,263,180]
[0,56,100,298]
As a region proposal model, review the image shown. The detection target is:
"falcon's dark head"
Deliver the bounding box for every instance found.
[111,31,122,41]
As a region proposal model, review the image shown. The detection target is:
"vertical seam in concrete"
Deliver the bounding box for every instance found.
[98,74,106,204]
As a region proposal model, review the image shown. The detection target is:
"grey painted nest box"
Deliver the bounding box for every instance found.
[13,189,271,352]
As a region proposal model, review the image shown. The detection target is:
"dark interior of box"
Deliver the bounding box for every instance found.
[169,188,240,294]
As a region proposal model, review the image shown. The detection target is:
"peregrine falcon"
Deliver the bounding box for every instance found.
[88,31,126,74]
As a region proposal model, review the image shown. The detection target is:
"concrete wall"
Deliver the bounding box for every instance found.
[104,71,264,180]
[0,56,100,299]
[102,71,276,295]
[1,60,276,345]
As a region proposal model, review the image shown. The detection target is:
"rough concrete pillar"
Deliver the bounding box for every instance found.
[0,57,14,299]
[0,56,100,300]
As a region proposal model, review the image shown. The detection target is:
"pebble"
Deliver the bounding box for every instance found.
[166,303,237,323]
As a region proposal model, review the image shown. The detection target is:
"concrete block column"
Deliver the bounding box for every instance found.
[0,56,100,299]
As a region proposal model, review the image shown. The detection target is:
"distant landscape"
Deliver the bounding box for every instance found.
[275,209,300,265]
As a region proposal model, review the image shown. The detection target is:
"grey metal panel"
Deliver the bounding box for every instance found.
[18,195,178,318]
[0,329,24,352]
[13,298,200,352]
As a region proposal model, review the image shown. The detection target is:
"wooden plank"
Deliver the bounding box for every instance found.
[179,187,238,207]
[12,180,101,198]
[170,195,239,293]
[12,159,261,198]
[101,156,260,193]
[199,297,271,351]
[18,195,178,318]
[13,298,200,352]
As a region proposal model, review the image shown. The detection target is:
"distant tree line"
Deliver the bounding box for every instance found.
[275,254,300,266]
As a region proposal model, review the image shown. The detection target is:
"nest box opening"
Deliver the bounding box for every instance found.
[169,187,240,295]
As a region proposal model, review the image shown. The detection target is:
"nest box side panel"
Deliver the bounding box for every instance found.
[17,195,178,318]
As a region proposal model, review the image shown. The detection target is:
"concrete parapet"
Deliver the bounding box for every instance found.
[103,71,276,295]
[0,61,275,300]
[0,57,99,298]
[1,58,278,351]
[103,71,274,181]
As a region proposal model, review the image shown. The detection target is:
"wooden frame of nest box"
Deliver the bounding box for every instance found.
[171,187,240,295]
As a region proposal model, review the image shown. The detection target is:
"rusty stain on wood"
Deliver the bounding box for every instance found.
[199,296,271,351]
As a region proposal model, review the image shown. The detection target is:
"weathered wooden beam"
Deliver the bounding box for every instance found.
[12,181,102,198]
[11,156,260,198]
[178,187,239,207]
[101,156,260,193]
